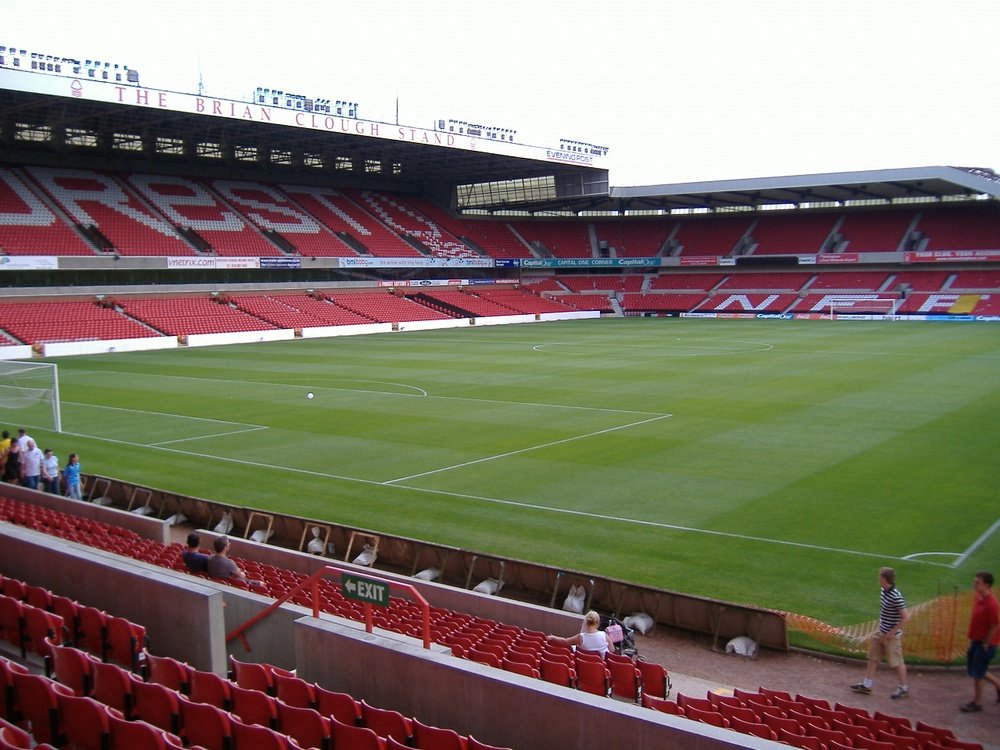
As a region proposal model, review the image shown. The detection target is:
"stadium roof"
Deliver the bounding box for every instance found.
[605,166,1000,214]
[2,68,999,216]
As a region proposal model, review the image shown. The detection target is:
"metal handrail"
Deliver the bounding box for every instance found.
[226,563,431,651]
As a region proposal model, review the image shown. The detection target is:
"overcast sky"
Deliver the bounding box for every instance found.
[3,0,997,186]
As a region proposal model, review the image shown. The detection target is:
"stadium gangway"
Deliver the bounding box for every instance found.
[226,563,431,652]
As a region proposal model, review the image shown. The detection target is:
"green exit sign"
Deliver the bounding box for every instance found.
[342,573,389,607]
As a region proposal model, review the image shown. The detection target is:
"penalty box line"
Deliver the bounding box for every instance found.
[63,400,268,446]
[383,414,672,484]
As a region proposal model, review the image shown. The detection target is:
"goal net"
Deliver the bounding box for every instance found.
[0,361,62,433]
[825,296,900,320]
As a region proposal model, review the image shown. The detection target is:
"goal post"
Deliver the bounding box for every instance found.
[825,296,900,320]
[0,361,62,433]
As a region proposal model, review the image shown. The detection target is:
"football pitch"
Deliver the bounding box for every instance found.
[11,317,1000,626]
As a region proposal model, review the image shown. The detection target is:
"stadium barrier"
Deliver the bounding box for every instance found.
[0,520,748,750]
[41,335,179,357]
[62,474,788,652]
[784,591,971,663]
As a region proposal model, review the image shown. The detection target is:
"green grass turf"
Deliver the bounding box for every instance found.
[6,317,999,625]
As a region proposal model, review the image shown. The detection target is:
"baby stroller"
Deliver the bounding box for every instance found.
[600,614,638,658]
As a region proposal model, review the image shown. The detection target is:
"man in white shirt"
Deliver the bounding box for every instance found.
[16,428,34,452]
[20,439,43,490]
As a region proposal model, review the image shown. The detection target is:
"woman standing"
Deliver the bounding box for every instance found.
[2,439,21,484]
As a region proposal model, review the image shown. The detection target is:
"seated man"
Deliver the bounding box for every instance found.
[207,535,261,586]
[181,531,210,573]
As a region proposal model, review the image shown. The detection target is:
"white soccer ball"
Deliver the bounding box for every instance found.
[306,392,314,400]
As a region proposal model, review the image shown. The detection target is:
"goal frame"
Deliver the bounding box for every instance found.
[0,360,62,433]
[826,296,900,320]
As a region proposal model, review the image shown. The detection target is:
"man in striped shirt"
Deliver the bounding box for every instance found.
[850,566,910,699]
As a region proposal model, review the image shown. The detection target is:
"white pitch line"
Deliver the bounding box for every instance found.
[149,425,269,447]
[64,370,663,417]
[387,483,954,567]
[51,426,950,567]
[64,399,267,429]
[901,551,960,561]
[952,516,1000,568]
[384,414,672,484]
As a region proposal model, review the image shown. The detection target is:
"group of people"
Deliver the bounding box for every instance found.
[181,532,262,587]
[546,566,998,717]
[849,566,999,714]
[0,427,81,499]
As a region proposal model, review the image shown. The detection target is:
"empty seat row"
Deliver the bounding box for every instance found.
[641,687,981,750]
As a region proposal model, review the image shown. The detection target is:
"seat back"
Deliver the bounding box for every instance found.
[636,660,670,699]
[314,686,361,726]
[273,673,315,709]
[75,607,108,660]
[129,674,180,734]
[145,653,191,694]
[360,699,412,743]
[331,717,382,750]
[106,617,145,671]
[22,608,63,659]
[188,669,231,710]
[412,717,466,750]
[229,684,277,729]
[11,673,69,744]
[229,657,274,694]
[177,694,231,750]
[276,702,330,750]
[229,717,287,750]
[538,657,575,688]
[56,693,111,750]
[47,640,92,696]
[501,658,538,679]
[88,658,132,716]
[108,714,176,750]
[640,694,682,715]
[684,705,728,728]
[607,659,640,702]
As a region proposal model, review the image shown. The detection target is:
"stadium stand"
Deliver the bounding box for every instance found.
[745,214,837,256]
[648,273,726,291]
[620,293,710,314]
[347,189,478,259]
[556,275,644,293]
[672,217,752,257]
[888,271,952,292]
[715,272,812,291]
[699,294,798,314]
[591,219,674,258]
[400,196,532,259]
[228,294,371,329]
[25,167,196,256]
[833,210,915,253]
[467,288,576,314]
[520,278,564,293]
[118,297,276,336]
[554,294,613,313]
[279,185,415,257]
[208,179,339,257]
[128,175,282,257]
[0,301,156,344]
[947,269,1000,290]
[508,220,593,258]
[805,271,892,291]
[0,168,95,255]
[326,291,454,323]
[411,289,521,318]
[915,205,1000,251]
